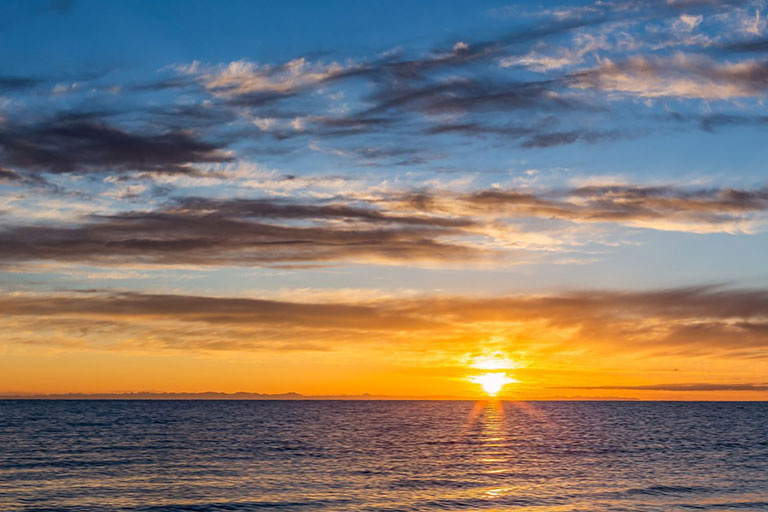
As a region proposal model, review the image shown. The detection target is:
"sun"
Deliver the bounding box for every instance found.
[465,350,521,396]
[470,372,516,397]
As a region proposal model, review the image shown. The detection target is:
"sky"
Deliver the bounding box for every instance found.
[2,0,768,399]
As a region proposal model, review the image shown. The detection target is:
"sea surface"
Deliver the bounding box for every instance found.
[1,400,767,511]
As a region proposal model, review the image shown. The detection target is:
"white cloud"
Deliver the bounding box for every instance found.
[573,53,768,100]
[177,58,349,96]
[742,9,766,35]
[672,13,703,32]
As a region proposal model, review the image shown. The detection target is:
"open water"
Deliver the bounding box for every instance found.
[1,400,767,511]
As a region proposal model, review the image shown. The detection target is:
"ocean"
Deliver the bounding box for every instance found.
[1,400,767,511]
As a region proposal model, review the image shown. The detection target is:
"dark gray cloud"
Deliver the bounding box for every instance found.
[319,16,608,86]
[361,78,577,116]
[0,120,233,176]
[0,167,21,182]
[721,38,768,54]
[0,76,40,92]
[394,184,768,227]
[0,196,485,267]
[172,197,473,227]
[2,183,768,268]
[521,129,624,148]
[664,111,768,132]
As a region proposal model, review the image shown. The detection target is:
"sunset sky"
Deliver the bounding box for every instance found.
[2,0,768,399]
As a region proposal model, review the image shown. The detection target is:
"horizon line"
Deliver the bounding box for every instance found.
[2,391,767,401]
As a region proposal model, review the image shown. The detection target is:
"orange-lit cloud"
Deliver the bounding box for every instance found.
[3,286,768,356]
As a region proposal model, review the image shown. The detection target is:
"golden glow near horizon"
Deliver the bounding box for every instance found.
[2,309,768,400]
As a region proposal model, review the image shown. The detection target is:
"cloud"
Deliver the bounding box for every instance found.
[741,8,766,36]
[571,53,768,99]
[0,120,233,176]
[1,183,767,268]
[0,167,21,182]
[173,196,472,227]
[0,196,488,267]
[361,77,582,117]
[389,184,768,233]
[672,13,704,32]
[2,3,768,273]
[1,286,767,359]
[5,0,765,184]
[6,0,758,183]
[0,291,439,331]
[422,121,629,149]
[156,15,629,152]
[0,77,40,92]
[664,111,768,131]
[562,383,768,391]
[521,129,624,147]
[324,15,611,85]
[723,37,768,53]
[178,58,348,97]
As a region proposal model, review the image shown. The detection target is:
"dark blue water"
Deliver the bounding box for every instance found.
[1,400,767,511]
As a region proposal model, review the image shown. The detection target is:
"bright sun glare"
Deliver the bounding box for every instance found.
[470,372,515,396]
[466,351,520,396]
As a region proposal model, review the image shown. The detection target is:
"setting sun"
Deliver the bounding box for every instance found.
[470,373,516,397]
